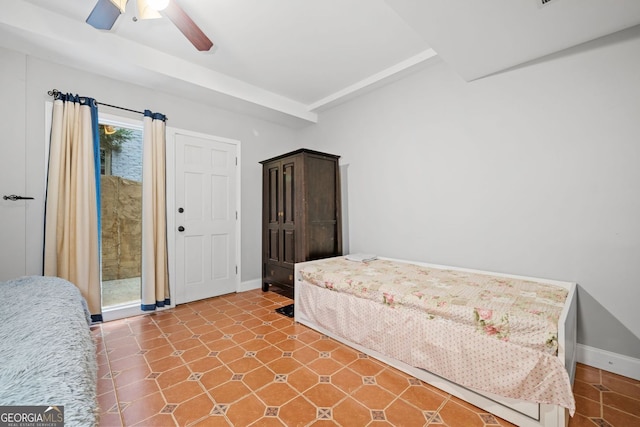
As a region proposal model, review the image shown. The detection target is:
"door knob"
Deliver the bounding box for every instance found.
[3,195,34,201]
[178,207,184,213]
[178,226,185,232]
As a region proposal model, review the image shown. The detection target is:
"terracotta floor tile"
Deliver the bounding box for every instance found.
[96,290,639,427]
[307,357,344,376]
[238,317,264,329]
[567,414,600,427]
[208,379,252,403]
[331,345,360,366]
[147,355,183,375]
[291,345,320,364]
[116,378,161,403]
[351,384,396,409]
[278,396,318,426]
[602,404,640,427]
[230,329,259,345]
[98,411,123,427]
[385,397,430,427]
[287,366,322,393]
[255,345,285,364]
[250,324,278,336]
[172,393,215,426]
[375,368,412,396]
[109,354,148,372]
[602,373,640,401]
[332,367,366,394]
[131,413,176,427]
[107,343,142,361]
[217,345,248,364]
[273,338,307,352]
[226,355,263,374]
[255,382,299,406]
[438,399,485,427]
[164,328,196,343]
[190,415,232,426]
[206,338,237,352]
[348,357,385,376]
[113,365,152,389]
[199,330,225,344]
[296,329,324,345]
[576,363,602,384]
[187,355,223,374]
[180,345,212,363]
[400,383,448,411]
[136,336,170,351]
[120,391,167,426]
[602,391,640,418]
[225,394,266,426]
[248,417,285,427]
[242,366,277,390]
[304,383,347,407]
[156,365,191,390]
[333,397,373,426]
[171,336,203,351]
[574,378,604,402]
[308,338,341,353]
[199,365,233,390]
[161,379,205,404]
[575,394,603,418]
[142,344,175,362]
[266,356,303,374]
[97,389,118,413]
[97,376,115,396]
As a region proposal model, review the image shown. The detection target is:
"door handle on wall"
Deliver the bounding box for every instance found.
[3,195,34,201]
[178,226,185,232]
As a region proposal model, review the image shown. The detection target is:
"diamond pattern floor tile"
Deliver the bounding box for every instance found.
[95,289,640,426]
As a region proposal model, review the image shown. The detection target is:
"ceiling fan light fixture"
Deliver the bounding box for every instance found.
[147,0,170,11]
[137,0,162,19]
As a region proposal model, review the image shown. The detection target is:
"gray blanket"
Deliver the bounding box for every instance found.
[0,276,98,426]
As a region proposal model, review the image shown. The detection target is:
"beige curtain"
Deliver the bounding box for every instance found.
[141,110,170,310]
[44,95,101,318]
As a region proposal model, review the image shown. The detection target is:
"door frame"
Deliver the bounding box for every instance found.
[166,127,241,305]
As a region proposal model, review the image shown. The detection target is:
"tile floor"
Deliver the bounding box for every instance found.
[94,289,640,426]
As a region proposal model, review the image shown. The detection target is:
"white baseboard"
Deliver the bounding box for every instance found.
[577,344,640,381]
[238,278,262,293]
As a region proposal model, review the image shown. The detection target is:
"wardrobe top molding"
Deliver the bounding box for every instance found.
[259,149,341,164]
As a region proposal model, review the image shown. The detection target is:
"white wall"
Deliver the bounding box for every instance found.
[0,49,299,284]
[298,26,640,358]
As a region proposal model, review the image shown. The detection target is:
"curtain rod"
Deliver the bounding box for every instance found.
[47,89,148,117]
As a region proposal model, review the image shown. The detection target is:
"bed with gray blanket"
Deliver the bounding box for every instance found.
[0,276,98,426]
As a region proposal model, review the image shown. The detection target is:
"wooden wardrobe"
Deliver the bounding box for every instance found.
[260,149,342,293]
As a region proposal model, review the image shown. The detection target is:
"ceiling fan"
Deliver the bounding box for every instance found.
[86,0,213,51]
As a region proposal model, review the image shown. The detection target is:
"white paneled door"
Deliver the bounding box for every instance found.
[174,132,238,304]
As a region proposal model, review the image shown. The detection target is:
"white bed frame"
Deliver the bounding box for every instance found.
[294,257,577,427]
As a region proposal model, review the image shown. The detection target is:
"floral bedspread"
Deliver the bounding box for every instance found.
[297,257,575,414]
[298,258,568,355]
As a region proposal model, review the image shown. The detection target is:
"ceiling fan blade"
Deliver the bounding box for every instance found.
[86,0,123,30]
[164,1,213,51]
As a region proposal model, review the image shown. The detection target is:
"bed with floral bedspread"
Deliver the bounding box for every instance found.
[295,256,577,427]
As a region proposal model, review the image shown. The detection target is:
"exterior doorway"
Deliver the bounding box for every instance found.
[99,116,144,310]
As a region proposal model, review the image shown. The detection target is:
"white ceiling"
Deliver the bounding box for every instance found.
[0,0,639,126]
